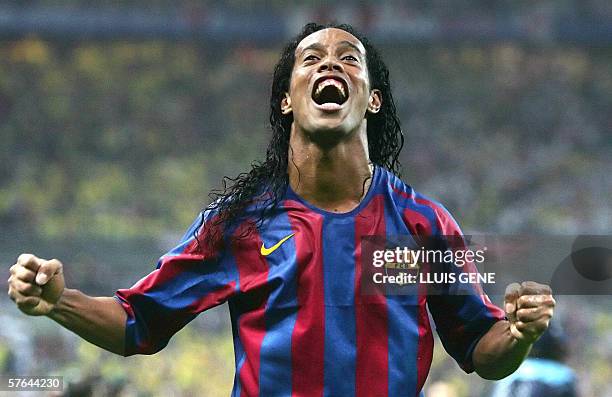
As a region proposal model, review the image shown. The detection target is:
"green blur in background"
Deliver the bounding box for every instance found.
[0,2,611,396]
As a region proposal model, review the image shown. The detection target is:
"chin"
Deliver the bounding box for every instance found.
[304,121,354,145]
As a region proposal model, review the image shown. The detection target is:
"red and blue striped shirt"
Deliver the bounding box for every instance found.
[115,166,504,397]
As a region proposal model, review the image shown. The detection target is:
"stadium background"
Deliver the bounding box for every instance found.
[0,1,610,396]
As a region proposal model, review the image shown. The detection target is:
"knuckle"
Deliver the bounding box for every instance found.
[505,283,520,297]
[17,253,33,264]
[542,297,554,307]
[17,297,36,308]
[16,267,34,281]
[520,281,532,290]
[48,258,63,271]
[15,282,27,293]
[16,282,36,294]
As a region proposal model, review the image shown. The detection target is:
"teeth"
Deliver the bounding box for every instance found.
[314,79,346,99]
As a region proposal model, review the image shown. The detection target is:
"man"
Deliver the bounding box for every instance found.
[8,23,555,396]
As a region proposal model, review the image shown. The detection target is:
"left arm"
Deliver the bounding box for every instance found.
[473,281,556,380]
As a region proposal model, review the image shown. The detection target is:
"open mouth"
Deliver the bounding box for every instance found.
[311,76,348,107]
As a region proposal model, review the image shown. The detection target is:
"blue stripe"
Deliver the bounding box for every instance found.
[322,216,357,396]
[144,258,235,310]
[383,191,420,396]
[159,210,216,264]
[257,209,298,397]
[229,301,245,397]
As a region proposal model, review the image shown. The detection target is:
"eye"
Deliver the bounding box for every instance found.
[342,55,358,62]
[304,54,319,62]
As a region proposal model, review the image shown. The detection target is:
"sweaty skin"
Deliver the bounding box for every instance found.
[282,28,381,213]
[7,28,554,380]
[7,254,126,355]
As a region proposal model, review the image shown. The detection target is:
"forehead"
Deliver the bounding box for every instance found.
[296,28,366,54]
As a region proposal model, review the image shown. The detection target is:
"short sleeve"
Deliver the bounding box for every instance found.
[114,211,238,356]
[425,203,505,373]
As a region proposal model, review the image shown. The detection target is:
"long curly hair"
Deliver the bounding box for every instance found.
[197,22,404,248]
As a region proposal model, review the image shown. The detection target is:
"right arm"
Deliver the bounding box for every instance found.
[9,213,237,357]
[8,254,127,355]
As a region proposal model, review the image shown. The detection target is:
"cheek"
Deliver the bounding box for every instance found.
[289,70,308,96]
[353,73,371,101]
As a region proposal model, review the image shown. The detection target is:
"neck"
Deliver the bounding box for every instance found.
[288,125,373,213]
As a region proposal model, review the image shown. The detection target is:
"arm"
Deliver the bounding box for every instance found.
[8,254,127,355]
[473,281,555,380]
[47,289,126,355]
[472,320,531,379]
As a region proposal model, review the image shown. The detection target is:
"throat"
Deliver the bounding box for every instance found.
[288,122,373,213]
[289,157,374,213]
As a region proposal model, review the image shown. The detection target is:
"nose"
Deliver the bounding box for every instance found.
[317,57,343,73]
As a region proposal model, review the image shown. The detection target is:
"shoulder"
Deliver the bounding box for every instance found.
[376,166,463,236]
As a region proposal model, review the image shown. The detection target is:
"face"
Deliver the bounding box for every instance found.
[281,28,381,141]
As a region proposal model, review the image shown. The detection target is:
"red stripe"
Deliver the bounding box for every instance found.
[354,195,388,397]
[391,184,414,200]
[128,254,205,294]
[188,281,237,312]
[402,199,435,394]
[401,206,435,395]
[238,307,267,397]
[402,208,433,237]
[232,222,270,397]
[415,292,433,395]
[415,196,504,319]
[287,200,325,397]
[129,217,222,295]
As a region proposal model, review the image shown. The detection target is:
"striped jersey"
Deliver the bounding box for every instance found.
[115,166,504,397]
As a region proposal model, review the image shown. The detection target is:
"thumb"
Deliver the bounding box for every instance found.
[35,259,62,286]
[504,282,521,317]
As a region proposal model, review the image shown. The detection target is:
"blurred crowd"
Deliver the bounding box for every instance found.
[0,39,608,239]
[0,2,610,396]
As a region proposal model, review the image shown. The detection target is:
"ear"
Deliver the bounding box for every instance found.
[367,89,382,114]
[281,93,292,115]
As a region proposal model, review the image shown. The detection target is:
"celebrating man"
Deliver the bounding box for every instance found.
[8,23,555,396]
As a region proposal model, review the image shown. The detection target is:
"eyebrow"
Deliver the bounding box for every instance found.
[299,42,326,55]
[337,40,364,54]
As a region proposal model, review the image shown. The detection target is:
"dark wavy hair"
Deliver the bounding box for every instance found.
[197,22,404,248]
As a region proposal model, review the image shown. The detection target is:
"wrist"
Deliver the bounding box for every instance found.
[512,335,533,349]
[46,287,71,319]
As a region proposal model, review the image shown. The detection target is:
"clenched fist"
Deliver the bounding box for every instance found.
[7,254,65,316]
[505,281,555,344]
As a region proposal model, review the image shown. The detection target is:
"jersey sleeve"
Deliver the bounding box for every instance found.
[424,202,505,373]
[114,211,238,356]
